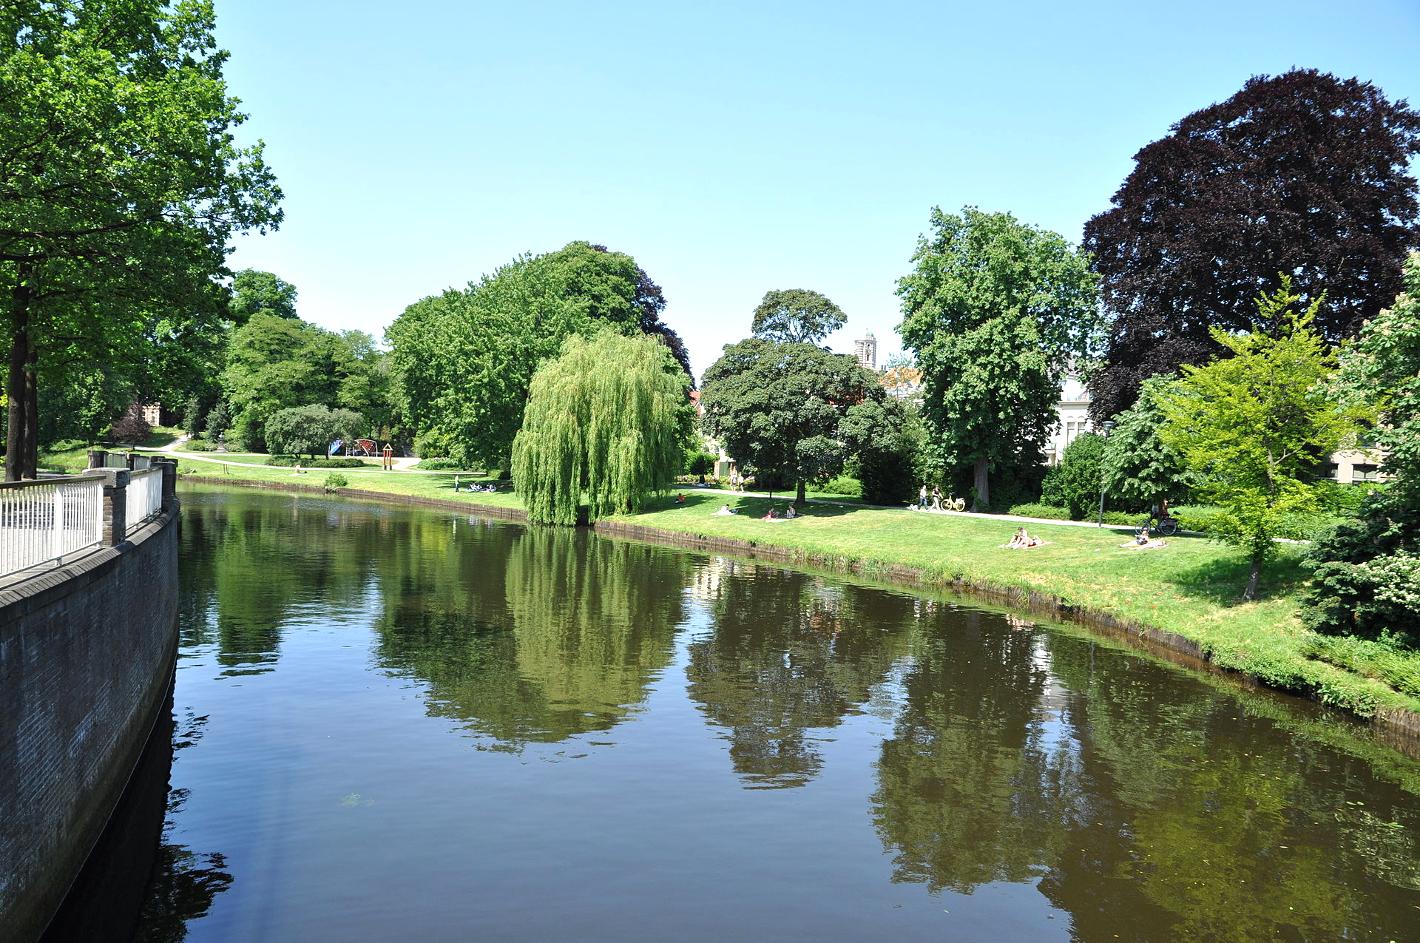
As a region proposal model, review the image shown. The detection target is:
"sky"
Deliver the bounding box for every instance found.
[215,0,1420,378]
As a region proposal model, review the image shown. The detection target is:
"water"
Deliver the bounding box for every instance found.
[82,487,1420,940]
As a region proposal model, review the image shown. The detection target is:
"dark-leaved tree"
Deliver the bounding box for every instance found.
[1084,68,1420,420]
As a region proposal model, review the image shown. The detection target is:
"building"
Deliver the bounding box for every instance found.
[853,332,877,371]
[1044,375,1091,465]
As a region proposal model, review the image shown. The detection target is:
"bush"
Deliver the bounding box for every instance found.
[414,457,461,470]
[108,406,151,445]
[1040,433,1106,519]
[184,437,214,452]
[815,474,861,497]
[1312,478,1379,518]
[1007,502,1072,520]
[323,473,348,492]
[266,455,367,468]
[685,449,718,476]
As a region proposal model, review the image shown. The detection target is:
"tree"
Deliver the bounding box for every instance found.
[701,338,881,504]
[182,396,205,437]
[388,242,689,471]
[1158,279,1365,600]
[1041,432,1106,520]
[229,269,298,322]
[1305,252,1420,640]
[265,404,364,459]
[840,397,921,504]
[1,0,281,479]
[221,313,340,450]
[1100,376,1193,511]
[898,207,1101,510]
[205,401,232,441]
[1085,69,1420,420]
[750,289,847,345]
[511,332,692,525]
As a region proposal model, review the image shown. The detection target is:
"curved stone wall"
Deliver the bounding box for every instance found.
[0,508,179,943]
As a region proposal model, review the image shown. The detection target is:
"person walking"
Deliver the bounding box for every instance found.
[930,486,943,511]
[918,484,928,509]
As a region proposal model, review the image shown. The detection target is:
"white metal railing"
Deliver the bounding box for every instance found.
[0,476,104,578]
[126,468,163,532]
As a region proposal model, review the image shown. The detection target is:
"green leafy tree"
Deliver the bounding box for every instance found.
[1040,432,1106,520]
[511,332,692,525]
[701,338,881,504]
[1159,279,1366,600]
[388,242,687,471]
[840,397,922,504]
[182,396,205,437]
[265,404,364,459]
[1101,376,1193,511]
[1305,252,1420,640]
[205,401,232,441]
[750,289,847,345]
[898,207,1102,509]
[221,313,340,450]
[229,269,298,322]
[0,0,281,479]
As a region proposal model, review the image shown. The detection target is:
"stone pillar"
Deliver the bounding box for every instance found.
[155,458,177,511]
[87,450,108,470]
[124,452,137,471]
[85,468,129,547]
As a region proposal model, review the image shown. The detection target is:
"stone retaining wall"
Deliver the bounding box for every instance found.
[0,507,179,943]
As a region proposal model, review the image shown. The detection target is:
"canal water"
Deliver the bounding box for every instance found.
[79,488,1420,940]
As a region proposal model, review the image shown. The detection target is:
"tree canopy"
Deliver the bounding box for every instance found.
[511,331,692,525]
[265,404,364,459]
[1100,376,1193,511]
[750,289,847,345]
[1084,69,1420,420]
[897,207,1101,509]
[700,337,881,504]
[1159,279,1366,600]
[1,0,281,478]
[230,269,298,322]
[387,241,688,471]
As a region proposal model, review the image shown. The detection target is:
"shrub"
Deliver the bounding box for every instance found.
[109,405,151,444]
[1040,433,1106,519]
[1007,502,1072,520]
[323,473,348,492]
[184,437,214,452]
[266,455,366,468]
[815,474,861,497]
[685,449,718,476]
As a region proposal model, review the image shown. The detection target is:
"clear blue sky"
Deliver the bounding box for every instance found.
[216,0,1420,378]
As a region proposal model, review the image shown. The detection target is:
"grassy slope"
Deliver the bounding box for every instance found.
[169,457,1418,719]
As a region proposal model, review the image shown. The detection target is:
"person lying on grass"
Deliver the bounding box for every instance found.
[714,504,737,516]
[1004,527,1042,549]
[1122,526,1167,550]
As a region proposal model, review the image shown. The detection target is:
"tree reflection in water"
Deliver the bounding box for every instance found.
[686,560,914,788]
[374,526,689,749]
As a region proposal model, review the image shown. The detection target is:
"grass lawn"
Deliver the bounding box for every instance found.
[171,462,1419,721]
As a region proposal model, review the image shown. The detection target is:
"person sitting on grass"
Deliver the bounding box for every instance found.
[784,505,797,519]
[1004,527,1042,549]
[675,493,687,504]
[1124,526,1168,550]
[714,504,737,516]
[763,508,779,521]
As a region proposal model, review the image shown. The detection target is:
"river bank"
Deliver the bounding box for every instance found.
[173,471,1420,743]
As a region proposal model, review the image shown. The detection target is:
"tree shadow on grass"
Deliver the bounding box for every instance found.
[654,490,861,519]
[1165,551,1311,607]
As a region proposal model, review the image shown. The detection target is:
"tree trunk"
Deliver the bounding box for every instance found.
[5,278,33,482]
[972,456,990,512]
[795,479,806,506]
[1243,548,1263,602]
[22,340,37,479]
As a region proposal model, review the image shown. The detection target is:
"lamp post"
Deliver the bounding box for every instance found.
[1097,420,1116,527]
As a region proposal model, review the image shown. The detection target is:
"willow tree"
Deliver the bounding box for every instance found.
[512,332,692,525]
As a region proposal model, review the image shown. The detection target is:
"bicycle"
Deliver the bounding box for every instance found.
[1142,512,1179,536]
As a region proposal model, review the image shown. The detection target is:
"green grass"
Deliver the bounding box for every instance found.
[172,463,1420,721]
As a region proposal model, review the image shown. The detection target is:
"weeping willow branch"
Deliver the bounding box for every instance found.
[512,330,692,525]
